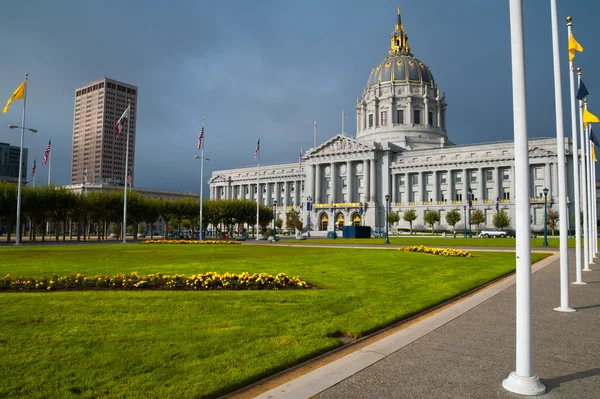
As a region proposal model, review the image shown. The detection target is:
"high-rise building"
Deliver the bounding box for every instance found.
[0,142,28,184]
[71,77,138,186]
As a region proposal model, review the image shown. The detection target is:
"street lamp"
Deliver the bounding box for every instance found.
[306,196,312,238]
[542,187,549,247]
[331,204,337,239]
[468,187,473,238]
[194,155,210,242]
[384,194,390,244]
[273,200,277,241]
[8,124,38,246]
[496,197,500,230]
[463,205,467,238]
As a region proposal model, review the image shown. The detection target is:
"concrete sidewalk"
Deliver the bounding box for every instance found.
[256,251,599,399]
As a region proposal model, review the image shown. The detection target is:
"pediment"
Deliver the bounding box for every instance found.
[307,135,374,157]
[209,174,228,184]
[528,147,556,158]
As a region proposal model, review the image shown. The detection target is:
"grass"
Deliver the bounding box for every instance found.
[286,236,595,248]
[0,244,550,398]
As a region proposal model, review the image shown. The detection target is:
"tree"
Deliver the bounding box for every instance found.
[471,209,485,233]
[403,209,417,235]
[445,209,461,233]
[547,209,559,235]
[424,210,440,234]
[493,209,512,229]
[285,208,302,232]
[275,217,283,229]
[388,210,400,231]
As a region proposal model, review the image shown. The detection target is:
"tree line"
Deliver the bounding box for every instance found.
[0,182,273,242]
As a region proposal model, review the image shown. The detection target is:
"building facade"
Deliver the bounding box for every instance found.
[71,77,138,186]
[209,8,577,235]
[0,142,28,184]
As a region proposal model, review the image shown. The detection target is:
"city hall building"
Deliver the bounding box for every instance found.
[209,8,573,235]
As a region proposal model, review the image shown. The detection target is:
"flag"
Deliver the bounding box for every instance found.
[198,124,204,150]
[254,138,260,161]
[42,138,52,166]
[31,159,36,178]
[577,80,589,101]
[590,126,600,147]
[127,174,132,186]
[568,33,583,61]
[314,121,317,128]
[115,105,130,134]
[298,146,303,170]
[3,81,26,113]
[342,110,346,119]
[592,144,597,162]
[583,108,600,124]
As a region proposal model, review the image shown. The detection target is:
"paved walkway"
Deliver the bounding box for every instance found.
[254,251,599,398]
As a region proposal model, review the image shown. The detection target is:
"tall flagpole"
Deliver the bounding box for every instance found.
[122,100,131,244]
[503,0,546,395]
[568,19,584,283]
[300,145,304,231]
[47,134,52,185]
[314,121,317,148]
[15,73,29,246]
[578,72,590,271]
[583,101,595,264]
[199,118,205,243]
[256,133,261,240]
[550,0,574,312]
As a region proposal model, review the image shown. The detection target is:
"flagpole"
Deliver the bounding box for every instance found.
[550,0,574,312]
[256,133,261,240]
[300,145,304,233]
[47,134,52,185]
[503,0,545,395]
[199,118,205,243]
[314,121,317,148]
[14,73,29,246]
[122,100,130,244]
[568,19,584,284]
[583,101,595,264]
[577,72,590,271]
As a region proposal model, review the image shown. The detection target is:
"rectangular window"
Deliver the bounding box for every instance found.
[425,174,432,185]
[440,172,447,184]
[502,188,511,200]
[381,111,387,126]
[455,172,462,183]
[397,109,404,124]
[535,185,543,197]
[413,109,421,124]
[485,170,493,181]
[441,190,447,201]
[486,188,493,200]
[428,111,433,126]
[411,174,418,186]
[368,114,374,127]
[534,167,543,179]
[426,191,432,202]
[456,193,463,201]
[399,175,405,186]
[503,169,510,180]
[358,177,363,188]
[470,171,477,183]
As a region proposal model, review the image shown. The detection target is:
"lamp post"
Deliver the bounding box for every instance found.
[468,188,473,238]
[8,124,38,246]
[306,196,312,238]
[194,155,210,242]
[542,187,549,247]
[384,194,390,244]
[496,197,500,230]
[273,200,277,241]
[463,205,467,238]
[331,204,337,239]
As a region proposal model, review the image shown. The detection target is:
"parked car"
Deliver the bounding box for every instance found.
[478,228,510,238]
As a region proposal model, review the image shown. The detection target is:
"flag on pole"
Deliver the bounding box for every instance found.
[127,172,132,187]
[254,138,260,161]
[314,121,317,128]
[568,33,583,61]
[583,108,600,124]
[590,126,600,147]
[198,124,204,150]
[3,81,26,113]
[298,146,303,170]
[577,80,589,101]
[342,110,346,119]
[115,105,130,134]
[42,138,52,166]
[31,159,36,178]
[591,145,597,162]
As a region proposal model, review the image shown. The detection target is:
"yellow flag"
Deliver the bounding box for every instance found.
[583,108,600,124]
[591,142,597,162]
[568,33,583,61]
[3,81,26,113]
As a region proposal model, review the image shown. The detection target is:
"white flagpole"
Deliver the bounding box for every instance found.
[594,152,598,256]
[47,134,52,185]
[503,0,546,395]
[314,121,317,148]
[577,72,591,271]
[550,0,574,312]
[568,19,584,283]
[15,73,29,246]
[300,145,304,229]
[583,103,595,264]
[122,101,130,244]
[256,133,261,240]
[199,118,205,243]
[84,168,88,196]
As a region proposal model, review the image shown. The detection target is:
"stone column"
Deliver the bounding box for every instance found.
[462,168,468,202]
[387,100,393,128]
[362,105,367,132]
[356,111,360,135]
[392,173,398,203]
[307,165,315,204]
[364,160,371,202]
[510,164,515,202]
[432,171,439,202]
[369,159,377,202]
[424,96,429,125]
[315,165,321,204]
[495,167,501,201]
[418,172,424,203]
[544,162,551,193]
[478,168,484,201]
[407,96,413,124]
[551,162,558,200]
[330,162,337,203]
[448,170,454,202]
[347,160,353,203]
[266,182,272,206]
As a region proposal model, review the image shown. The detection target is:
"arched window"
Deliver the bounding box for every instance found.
[320,214,329,231]
[353,213,362,227]
[336,213,344,231]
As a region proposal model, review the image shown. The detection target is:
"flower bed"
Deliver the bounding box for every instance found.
[398,245,472,257]
[0,272,311,292]
[141,240,241,245]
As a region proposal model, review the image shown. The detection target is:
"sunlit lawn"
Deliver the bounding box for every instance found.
[0,244,549,398]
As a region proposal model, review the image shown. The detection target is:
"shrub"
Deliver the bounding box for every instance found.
[398,245,472,257]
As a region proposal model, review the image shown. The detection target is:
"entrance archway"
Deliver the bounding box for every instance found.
[352,213,361,227]
[319,214,329,231]
[336,213,344,231]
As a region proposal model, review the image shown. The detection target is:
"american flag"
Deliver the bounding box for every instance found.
[127,173,132,187]
[342,111,346,119]
[42,138,51,166]
[254,138,260,161]
[314,121,317,128]
[198,124,204,150]
[31,159,36,178]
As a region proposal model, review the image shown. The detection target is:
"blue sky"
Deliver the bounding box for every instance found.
[1,0,599,194]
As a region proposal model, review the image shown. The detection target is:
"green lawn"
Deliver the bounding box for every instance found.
[0,245,549,399]
[286,236,592,248]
